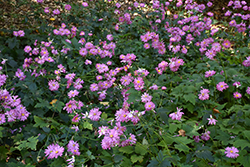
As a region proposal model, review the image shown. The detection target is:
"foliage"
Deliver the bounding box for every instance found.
[0,0,250,166]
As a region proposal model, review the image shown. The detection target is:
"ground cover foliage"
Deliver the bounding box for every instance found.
[0,0,250,166]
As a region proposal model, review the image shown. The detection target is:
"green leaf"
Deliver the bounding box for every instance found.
[162,134,174,145]
[0,146,8,160]
[50,157,65,167]
[33,116,47,128]
[214,130,231,145]
[27,136,39,150]
[135,144,148,155]
[226,69,238,76]
[127,91,141,103]
[62,39,73,50]
[160,158,171,167]
[142,138,149,145]
[237,150,250,166]
[71,37,81,49]
[131,154,143,164]
[147,159,159,167]
[119,146,134,154]
[183,94,196,105]
[183,86,197,93]
[35,98,51,109]
[54,101,64,113]
[15,136,38,151]
[120,157,132,166]
[243,130,250,141]
[83,121,93,130]
[194,150,214,162]
[174,144,190,153]
[234,139,250,150]
[157,108,170,125]
[175,137,193,145]
[169,123,179,134]
[0,127,4,137]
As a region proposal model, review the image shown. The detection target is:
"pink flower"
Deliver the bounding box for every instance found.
[144,43,150,49]
[18,30,25,37]
[44,7,49,13]
[15,69,26,80]
[63,100,77,113]
[233,92,242,99]
[198,89,210,100]
[207,115,217,125]
[53,9,60,15]
[149,84,158,90]
[169,107,184,121]
[72,114,80,122]
[193,136,200,143]
[44,144,64,159]
[68,90,79,98]
[0,114,6,124]
[205,70,216,77]
[225,147,239,159]
[141,93,152,103]
[89,108,102,121]
[82,2,88,7]
[107,34,113,41]
[233,81,241,88]
[145,101,155,111]
[0,74,7,87]
[24,46,32,53]
[222,40,231,48]
[216,82,229,92]
[201,130,210,141]
[65,4,71,11]
[67,140,80,156]
[246,87,250,95]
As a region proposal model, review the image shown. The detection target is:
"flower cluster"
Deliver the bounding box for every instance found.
[67,140,80,156]
[44,144,64,159]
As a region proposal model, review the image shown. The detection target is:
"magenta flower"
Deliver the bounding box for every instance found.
[45,144,64,159]
[198,89,210,100]
[216,82,229,92]
[24,46,32,53]
[207,115,217,125]
[141,93,152,103]
[233,81,241,88]
[18,30,25,37]
[233,92,242,99]
[0,74,7,87]
[63,100,77,113]
[169,107,184,121]
[89,108,102,121]
[145,101,155,111]
[225,147,239,159]
[0,114,6,124]
[193,136,200,143]
[82,2,88,7]
[15,69,26,81]
[53,9,60,15]
[65,4,71,11]
[67,140,80,156]
[201,130,210,141]
[246,87,250,95]
[90,83,98,92]
[68,90,79,98]
[48,80,59,91]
